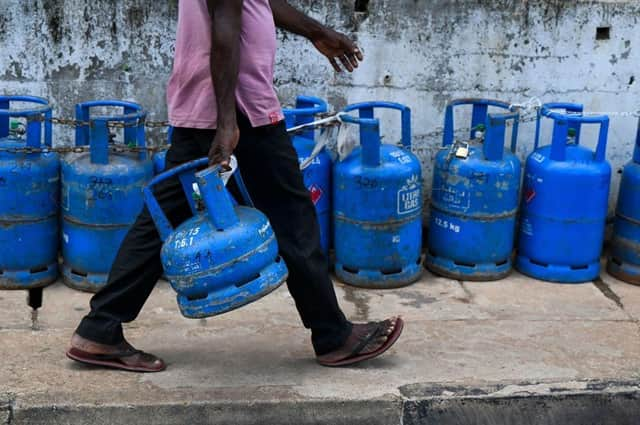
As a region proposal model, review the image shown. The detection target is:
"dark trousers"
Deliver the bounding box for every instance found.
[76,115,352,355]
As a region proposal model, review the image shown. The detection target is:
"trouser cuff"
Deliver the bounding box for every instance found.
[312,320,353,356]
[75,316,125,346]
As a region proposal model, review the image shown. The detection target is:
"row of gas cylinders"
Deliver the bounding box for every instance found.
[286,97,639,286]
[0,96,421,300]
[0,98,155,295]
[287,97,634,286]
[2,95,640,318]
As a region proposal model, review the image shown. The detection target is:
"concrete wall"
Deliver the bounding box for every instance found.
[1,0,639,210]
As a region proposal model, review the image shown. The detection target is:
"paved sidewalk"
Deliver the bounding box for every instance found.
[1,266,640,424]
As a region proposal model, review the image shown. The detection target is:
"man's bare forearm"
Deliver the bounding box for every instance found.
[270,0,325,41]
[207,0,243,130]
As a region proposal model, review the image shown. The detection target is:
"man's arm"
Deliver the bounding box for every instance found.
[206,0,243,167]
[270,0,363,72]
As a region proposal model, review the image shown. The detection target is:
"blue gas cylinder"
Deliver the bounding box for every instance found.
[333,101,423,288]
[0,96,59,289]
[608,119,640,284]
[426,99,521,281]
[153,126,172,174]
[61,100,154,292]
[516,103,611,283]
[144,157,288,318]
[283,95,332,254]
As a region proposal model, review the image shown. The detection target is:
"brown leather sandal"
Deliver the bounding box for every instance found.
[317,317,404,367]
[66,346,166,373]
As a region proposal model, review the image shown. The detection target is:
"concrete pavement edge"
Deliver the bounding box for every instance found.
[0,393,13,425]
[7,380,640,425]
[9,397,403,425]
[401,380,640,425]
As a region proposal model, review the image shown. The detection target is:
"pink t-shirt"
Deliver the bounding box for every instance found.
[167,0,284,129]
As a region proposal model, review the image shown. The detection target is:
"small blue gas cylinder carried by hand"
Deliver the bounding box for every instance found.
[426,99,521,281]
[516,103,611,283]
[0,96,59,290]
[283,95,332,254]
[62,100,153,292]
[608,119,640,284]
[144,157,288,318]
[333,101,423,288]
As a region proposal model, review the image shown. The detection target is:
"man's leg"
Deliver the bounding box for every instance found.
[232,115,403,363]
[231,116,351,355]
[71,128,211,352]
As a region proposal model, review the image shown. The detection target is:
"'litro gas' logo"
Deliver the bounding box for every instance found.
[397,175,421,215]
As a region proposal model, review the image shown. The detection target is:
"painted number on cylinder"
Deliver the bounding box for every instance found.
[355,176,378,189]
[88,176,113,200]
[434,217,461,233]
[174,227,200,249]
[390,151,412,164]
[299,156,321,166]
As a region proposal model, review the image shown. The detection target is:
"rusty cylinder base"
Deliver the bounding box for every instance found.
[606,259,640,286]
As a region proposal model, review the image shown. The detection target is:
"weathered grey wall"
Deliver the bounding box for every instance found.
[1,0,639,208]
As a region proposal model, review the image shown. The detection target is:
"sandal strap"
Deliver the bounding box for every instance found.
[349,321,387,357]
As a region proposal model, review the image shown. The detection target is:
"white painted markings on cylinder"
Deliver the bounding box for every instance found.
[390,151,412,165]
[397,174,421,215]
[174,226,200,249]
[531,152,546,163]
[434,217,461,233]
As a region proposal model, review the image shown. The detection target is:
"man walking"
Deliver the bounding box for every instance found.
[66,0,403,372]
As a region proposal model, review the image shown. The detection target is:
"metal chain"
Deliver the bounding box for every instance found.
[0,145,166,154]
[45,115,170,129]
[13,111,342,134]
[507,97,542,127]
[1,114,167,154]
[514,113,540,124]
[1,112,343,155]
[48,117,91,127]
[145,120,171,128]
